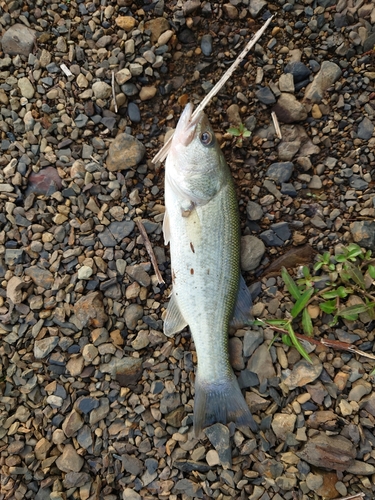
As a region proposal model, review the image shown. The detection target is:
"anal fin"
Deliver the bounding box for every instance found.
[231,275,254,329]
[163,293,188,337]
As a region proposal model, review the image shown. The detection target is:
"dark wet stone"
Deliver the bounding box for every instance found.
[259,230,284,246]
[205,423,232,469]
[115,357,143,387]
[27,167,62,196]
[178,28,196,44]
[267,161,294,183]
[174,460,211,473]
[271,222,291,241]
[349,175,368,190]
[285,61,311,83]
[281,182,297,196]
[75,397,100,414]
[238,369,260,389]
[128,102,141,123]
[201,34,213,56]
[256,86,276,105]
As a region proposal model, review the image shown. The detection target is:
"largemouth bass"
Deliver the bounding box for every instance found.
[163,103,257,436]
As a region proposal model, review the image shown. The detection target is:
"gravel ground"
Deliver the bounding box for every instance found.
[1,0,375,499]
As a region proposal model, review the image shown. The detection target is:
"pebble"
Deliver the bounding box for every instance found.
[267,161,294,183]
[106,133,146,171]
[2,23,36,56]
[273,93,308,123]
[256,87,276,105]
[241,235,266,271]
[247,343,276,383]
[56,444,84,473]
[283,356,323,390]
[205,423,232,469]
[304,61,342,103]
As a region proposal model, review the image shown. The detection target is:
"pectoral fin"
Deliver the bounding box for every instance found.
[163,293,188,337]
[163,210,170,245]
[231,275,254,329]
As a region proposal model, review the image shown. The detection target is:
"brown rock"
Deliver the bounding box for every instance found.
[2,24,36,57]
[165,406,185,427]
[272,93,308,123]
[35,438,52,460]
[315,471,339,500]
[144,17,170,44]
[25,266,54,289]
[115,16,137,31]
[106,133,146,172]
[6,276,24,304]
[306,411,337,430]
[297,433,355,471]
[115,357,143,387]
[56,444,84,473]
[223,3,238,18]
[73,292,108,328]
[62,410,84,438]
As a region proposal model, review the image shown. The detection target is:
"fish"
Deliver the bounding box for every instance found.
[163,103,258,436]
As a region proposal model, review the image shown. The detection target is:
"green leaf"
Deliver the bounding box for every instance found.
[242,130,252,138]
[290,288,314,318]
[286,323,312,363]
[281,267,301,300]
[328,315,339,327]
[369,366,375,377]
[369,265,375,280]
[314,261,323,271]
[338,303,369,319]
[302,307,313,336]
[302,266,310,279]
[282,334,293,347]
[343,262,366,289]
[335,254,347,263]
[321,290,340,299]
[319,299,337,314]
[227,127,241,136]
[336,286,351,299]
[263,319,290,327]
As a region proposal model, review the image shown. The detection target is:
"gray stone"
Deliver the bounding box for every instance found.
[267,162,294,183]
[2,24,36,57]
[256,87,276,105]
[241,235,265,271]
[249,0,267,17]
[283,356,323,390]
[357,117,374,140]
[18,77,35,99]
[246,201,263,221]
[121,454,144,476]
[125,304,143,330]
[243,330,264,357]
[34,337,59,359]
[92,81,112,99]
[205,423,232,469]
[304,61,342,104]
[247,343,276,383]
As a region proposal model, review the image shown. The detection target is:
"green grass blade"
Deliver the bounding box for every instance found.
[338,303,369,319]
[302,307,313,336]
[286,323,312,364]
[281,267,301,300]
[290,288,314,318]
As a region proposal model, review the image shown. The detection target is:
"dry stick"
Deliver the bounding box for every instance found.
[259,320,375,362]
[152,15,274,165]
[111,70,118,113]
[135,219,165,284]
[335,494,365,500]
[271,111,282,139]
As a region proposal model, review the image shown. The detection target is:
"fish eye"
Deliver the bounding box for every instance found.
[200,131,213,146]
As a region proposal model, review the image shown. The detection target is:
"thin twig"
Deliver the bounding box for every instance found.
[111,71,118,113]
[135,219,165,285]
[271,111,282,139]
[152,16,274,165]
[258,319,375,362]
[335,494,364,500]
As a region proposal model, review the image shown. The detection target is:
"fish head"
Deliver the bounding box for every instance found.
[166,103,228,207]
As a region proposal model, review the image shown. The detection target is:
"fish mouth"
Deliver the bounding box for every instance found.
[174,103,203,148]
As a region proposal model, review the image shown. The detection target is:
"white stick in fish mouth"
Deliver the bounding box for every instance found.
[163,103,258,437]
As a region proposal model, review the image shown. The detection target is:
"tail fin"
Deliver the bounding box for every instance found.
[193,370,258,437]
